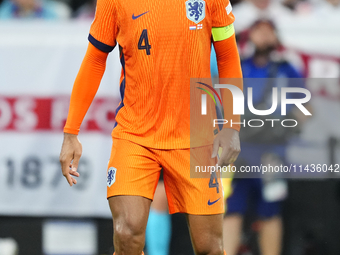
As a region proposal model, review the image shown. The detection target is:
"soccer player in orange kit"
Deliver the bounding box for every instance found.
[59,0,243,254]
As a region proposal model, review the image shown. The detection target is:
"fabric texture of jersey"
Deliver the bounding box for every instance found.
[89,0,235,149]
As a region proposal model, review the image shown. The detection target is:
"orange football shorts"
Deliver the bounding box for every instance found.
[106,138,224,215]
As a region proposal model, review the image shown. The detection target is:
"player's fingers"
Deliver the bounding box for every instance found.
[218,147,231,167]
[71,177,77,185]
[211,138,220,159]
[221,143,239,166]
[64,173,74,187]
[231,148,241,163]
[60,151,75,186]
[60,154,73,175]
[70,170,80,177]
[229,143,241,164]
[71,150,82,172]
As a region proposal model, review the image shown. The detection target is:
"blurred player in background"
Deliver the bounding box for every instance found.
[0,0,70,19]
[211,19,311,255]
[59,0,243,254]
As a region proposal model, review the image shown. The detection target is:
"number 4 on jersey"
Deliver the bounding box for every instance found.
[138,29,151,55]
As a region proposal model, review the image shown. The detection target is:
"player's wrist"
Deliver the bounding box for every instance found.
[63,132,78,139]
[63,126,79,136]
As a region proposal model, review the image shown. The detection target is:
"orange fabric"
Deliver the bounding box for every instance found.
[213,34,243,131]
[93,0,235,149]
[107,138,224,215]
[65,0,241,149]
[64,43,108,134]
[89,0,118,49]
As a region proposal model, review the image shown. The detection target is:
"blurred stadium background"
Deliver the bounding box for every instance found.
[0,0,340,254]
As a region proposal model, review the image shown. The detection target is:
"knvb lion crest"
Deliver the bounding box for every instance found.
[107,167,116,187]
[186,0,206,24]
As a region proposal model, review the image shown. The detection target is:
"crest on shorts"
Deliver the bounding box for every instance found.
[107,167,116,187]
[186,0,206,24]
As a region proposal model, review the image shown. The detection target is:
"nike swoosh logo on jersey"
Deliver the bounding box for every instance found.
[132,11,149,20]
[208,197,221,206]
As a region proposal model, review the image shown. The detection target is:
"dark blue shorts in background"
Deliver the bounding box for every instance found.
[226,178,282,219]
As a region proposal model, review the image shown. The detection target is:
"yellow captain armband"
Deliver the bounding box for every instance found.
[212,24,235,42]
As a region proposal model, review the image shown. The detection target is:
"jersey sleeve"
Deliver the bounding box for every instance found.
[213,34,243,131]
[211,0,235,28]
[88,0,118,53]
[64,43,108,135]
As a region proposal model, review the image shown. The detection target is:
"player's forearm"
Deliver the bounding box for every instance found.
[213,33,243,131]
[64,43,108,134]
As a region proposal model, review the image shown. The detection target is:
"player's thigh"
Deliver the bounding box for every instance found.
[151,179,168,211]
[187,213,224,253]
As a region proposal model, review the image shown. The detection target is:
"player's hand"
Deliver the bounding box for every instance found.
[59,133,82,186]
[211,128,241,167]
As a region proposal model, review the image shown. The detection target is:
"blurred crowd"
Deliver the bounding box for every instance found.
[0,0,339,20]
[0,0,95,19]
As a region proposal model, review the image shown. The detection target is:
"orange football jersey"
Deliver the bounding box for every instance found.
[89,0,235,149]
